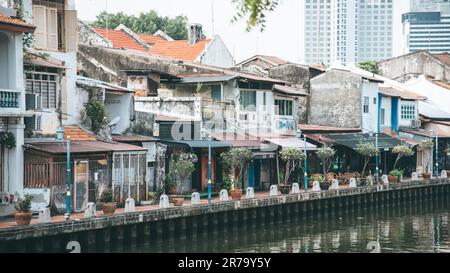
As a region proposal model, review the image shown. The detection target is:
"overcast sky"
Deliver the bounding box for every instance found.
[76,0,409,64]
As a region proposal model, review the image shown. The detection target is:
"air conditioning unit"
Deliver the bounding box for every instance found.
[411,119,422,129]
[25,115,42,131]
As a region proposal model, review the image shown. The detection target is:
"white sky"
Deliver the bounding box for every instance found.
[75,0,410,64]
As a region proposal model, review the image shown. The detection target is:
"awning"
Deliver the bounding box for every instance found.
[263,137,317,151]
[325,133,405,150]
[24,140,147,155]
[76,76,133,93]
[273,84,309,96]
[253,151,276,159]
[161,140,232,148]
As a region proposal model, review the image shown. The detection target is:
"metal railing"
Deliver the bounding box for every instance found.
[0,89,20,109]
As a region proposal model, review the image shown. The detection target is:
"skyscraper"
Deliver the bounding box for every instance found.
[304,0,394,65]
[401,0,450,54]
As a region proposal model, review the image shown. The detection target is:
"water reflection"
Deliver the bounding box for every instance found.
[128,198,450,253]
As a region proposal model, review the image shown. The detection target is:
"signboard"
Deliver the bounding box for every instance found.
[23,188,51,213]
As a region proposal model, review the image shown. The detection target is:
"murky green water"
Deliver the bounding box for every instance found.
[130,198,450,253]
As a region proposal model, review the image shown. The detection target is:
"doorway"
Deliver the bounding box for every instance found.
[74,160,88,212]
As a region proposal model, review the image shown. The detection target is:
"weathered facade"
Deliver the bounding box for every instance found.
[378,51,450,83]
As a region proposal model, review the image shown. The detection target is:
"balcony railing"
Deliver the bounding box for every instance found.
[0,0,13,9]
[0,89,20,109]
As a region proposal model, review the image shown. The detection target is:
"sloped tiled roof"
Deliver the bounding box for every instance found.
[148,39,210,61]
[138,33,166,44]
[433,52,450,66]
[93,28,148,52]
[63,125,97,141]
[0,14,35,32]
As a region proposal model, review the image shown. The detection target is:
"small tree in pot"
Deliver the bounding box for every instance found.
[419,139,434,179]
[355,142,379,185]
[14,195,33,226]
[220,148,253,200]
[392,145,414,170]
[315,145,336,189]
[100,188,116,216]
[279,148,306,194]
[170,153,197,206]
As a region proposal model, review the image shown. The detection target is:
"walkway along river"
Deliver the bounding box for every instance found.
[0,179,449,253]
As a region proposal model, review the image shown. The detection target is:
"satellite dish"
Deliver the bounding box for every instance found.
[108,117,121,127]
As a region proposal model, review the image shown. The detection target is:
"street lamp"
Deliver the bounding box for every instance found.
[65,136,71,221]
[430,129,439,178]
[202,129,212,204]
[370,132,380,184]
[296,129,308,192]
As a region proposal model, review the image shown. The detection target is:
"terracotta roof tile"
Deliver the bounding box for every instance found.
[0,15,35,32]
[433,52,450,66]
[63,125,97,141]
[93,28,148,52]
[138,33,166,44]
[148,39,210,61]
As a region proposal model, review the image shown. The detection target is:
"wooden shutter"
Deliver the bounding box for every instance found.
[65,10,78,52]
[33,5,47,49]
[46,8,58,51]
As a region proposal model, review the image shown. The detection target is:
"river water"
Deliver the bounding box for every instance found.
[130,198,450,253]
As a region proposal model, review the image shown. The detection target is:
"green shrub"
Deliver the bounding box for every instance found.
[100,188,113,203]
[389,169,404,179]
[15,195,33,213]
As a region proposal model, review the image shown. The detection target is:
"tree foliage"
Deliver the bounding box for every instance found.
[315,145,336,175]
[280,148,306,185]
[221,148,253,189]
[232,0,280,31]
[355,142,379,177]
[84,98,106,134]
[357,60,379,74]
[392,145,414,170]
[92,10,189,40]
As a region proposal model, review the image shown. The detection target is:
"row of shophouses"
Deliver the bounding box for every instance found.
[1,0,450,215]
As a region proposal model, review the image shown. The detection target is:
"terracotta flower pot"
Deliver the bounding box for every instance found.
[102,202,116,216]
[388,175,398,183]
[279,185,291,195]
[447,171,450,177]
[15,212,32,226]
[423,173,431,180]
[172,197,184,207]
[230,189,242,200]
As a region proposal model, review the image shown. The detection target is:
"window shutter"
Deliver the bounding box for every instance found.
[33,5,47,49]
[46,8,58,51]
[65,10,78,52]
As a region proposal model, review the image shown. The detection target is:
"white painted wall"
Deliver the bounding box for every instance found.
[104,92,132,134]
[361,80,380,133]
[398,99,419,128]
[380,96,392,131]
[0,29,25,196]
[405,75,450,116]
[198,35,234,68]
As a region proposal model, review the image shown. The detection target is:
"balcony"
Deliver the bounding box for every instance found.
[0,0,16,17]
[0,89,19,109]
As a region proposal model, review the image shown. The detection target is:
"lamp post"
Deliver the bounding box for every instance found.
[430,129,439,178]
[296,129,308,192]
[202,129,212,205]
[369,131,379,184]
[207,134,212,204]
[65,136,71,221]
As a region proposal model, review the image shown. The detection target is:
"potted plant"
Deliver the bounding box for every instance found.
[100,188,116,215]
[419,139,434,179]
[220,148,253,200]
[169,153,197,207]
[141,192,157,206]
[14,194,33,226]
[355,142,379,180]
[279,148,306,194]
[316,145,336,190]
[388,169,403,183]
